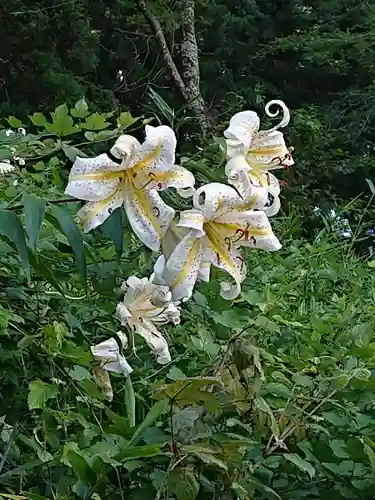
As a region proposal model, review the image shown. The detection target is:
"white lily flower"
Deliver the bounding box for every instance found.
[116,276,180,364]
[65,125,195,251]
[224,100,294,196]
[155,183,281,302]
[91,332,133,375]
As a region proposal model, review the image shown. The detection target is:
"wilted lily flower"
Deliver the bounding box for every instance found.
[65,125,195,251]
[91,332,132,375]
[116,276,180,364]
[91,332,132,401]
[224,100,294,193]
[154,183,281,302]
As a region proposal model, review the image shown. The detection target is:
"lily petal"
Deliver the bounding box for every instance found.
[224,110,260,151]
[215,210,282,251]
[135,320,171,364]
[110,135,142,164]
[226,156,281,216]
[91,334,132,376]
[76,187,125,232]
[124,188,175,251]
[248,130,294,172]
[65,154,123,201]
[138,125,176,174]
[192,183,244,219]
[134,164,195,193]
[202,234,247,299]
[160,230,203,301]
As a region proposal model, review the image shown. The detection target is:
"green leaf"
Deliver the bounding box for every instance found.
[28,112,48,127]
[255,396,279,437]
[124,376,136,428]
[28,380,59,410]
[127,399,168,447]
[23,193,45,253]
[0,210,30,278]
[46,104,77,136]
[244,477,281,500]
[50,206,86,281]
[71,98,89,119]
[183,445,228,471]
[364,442,375,473]
[117,111,138,130]
[153,377,222,401]
[62,144,87,162]
[99,207,124,256]
[7,116,23,128]
[28,253,64,295]
[116,444,163,462]
[148,88,175,125]
[84,131,97,141]
[366,178,375,196]
[66,450,96,486]
[81,113,110,131]
[168,467,199,500]
[284,453,315,479]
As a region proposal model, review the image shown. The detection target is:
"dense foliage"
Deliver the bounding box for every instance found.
[1,1,375,499]
[0,100,374,500]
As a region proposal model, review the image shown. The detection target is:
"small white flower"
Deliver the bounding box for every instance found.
[116,276,180,364]
[5,129,14,137]
[18,127,26,136]
[0,162,16,175]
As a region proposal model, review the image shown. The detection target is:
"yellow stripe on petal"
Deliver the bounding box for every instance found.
[204,222,237,278]
[171,239,201,289]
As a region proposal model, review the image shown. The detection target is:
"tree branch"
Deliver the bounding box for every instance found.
[135,0,188,100]
[135,0,210,134]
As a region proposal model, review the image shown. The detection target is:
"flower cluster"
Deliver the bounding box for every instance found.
[68,102,294,395]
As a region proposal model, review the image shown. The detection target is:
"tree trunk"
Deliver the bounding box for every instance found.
[179,0,210,134]
[136,0,210,134]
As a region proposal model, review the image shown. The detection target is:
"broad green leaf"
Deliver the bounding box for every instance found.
[28,380,59,410]
[46,104,77,136]
[168,467,199,500]
[50,206,87,281]
[127,399,168,447]
[84,131,97,141]
[81,113,110,131]
[7,116,23,128]
[117,111,138,130]
[28,253,64,295]
[70,98,89,118]
[244,477,281,500]
[0,210,30,278]
[124,376,136,428]
[28,112,47,127]
[183,445,228,471]
[23,193,45,253]
[62,144,87,162]
[99,207,124,256]
[284,453,315,479]
[66,450,96,486]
